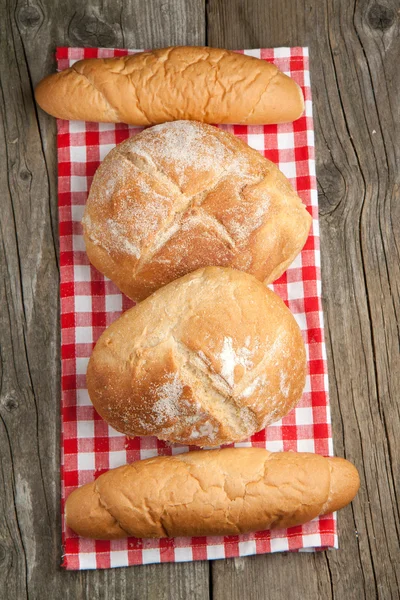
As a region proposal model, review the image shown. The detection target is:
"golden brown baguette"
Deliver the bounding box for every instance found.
[82,121,312,301]
[65,448,360,539]
[87,267,307,447]
[35,46,304,125]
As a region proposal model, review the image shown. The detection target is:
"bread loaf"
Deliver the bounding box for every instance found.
[65,447,360,539]
[35,46,304,125]
[87,267,306,446]
[82,120,312,301]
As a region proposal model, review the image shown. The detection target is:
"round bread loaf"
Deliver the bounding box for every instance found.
[87,267,307,446]
[82,120,311,302]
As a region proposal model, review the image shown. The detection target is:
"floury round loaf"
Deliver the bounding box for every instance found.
[82,120,312,302]
[87,267,307,446]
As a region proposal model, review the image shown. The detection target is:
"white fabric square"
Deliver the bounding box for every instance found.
[302,533,322,549]
[295,406,314,425]
[69,121,86,134]
[313,216,320,236]
[77,421,94,439]
[206,544,226,560]
[244,49,261,58]
[171,446,190,455]
[75,328,93,344]
[274,47,292,59]
[247,133,265,151]
[75,357,89,375]
[72,145,86,163]
[71,176,87,192]
[74,265,91,282]
[79,553,97,569]
[99,144,116,160]
[75,295,92,313]
[309,157,317,177]
[71,204,85,222]
[108,425,125,437]
[73,235,86,252]
[278,131,295,150]
[238,540,257,556]
[109,451,127,469]
[270,537,289,552]
[314,249,321,268]
[76,389,91,406]
[303,375,312,394]
[264,440,284,453]
[142,548,161,564]
[288,252,303,270]
[78,453,95,471]
[305,99,313,117]
[297,439,315,453]
[234,441,253,448]
[293,311,307,333]
[98,122,116,132]
[105,295,122,313]
[174,547,193,562]
[324,384,331,413]
[287,281,304,301]
[110,551,129,568]
[74,265,90,281]
[279,161,297,179]
[140,448,159,460]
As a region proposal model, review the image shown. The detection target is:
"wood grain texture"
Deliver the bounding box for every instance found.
[1,0,399,598]
[208,0,400,598]
[0,0,209,598]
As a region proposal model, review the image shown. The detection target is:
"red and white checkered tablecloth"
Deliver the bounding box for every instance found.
[58,46,336,570]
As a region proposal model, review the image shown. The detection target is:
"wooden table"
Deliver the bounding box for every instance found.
[1,0,399,598]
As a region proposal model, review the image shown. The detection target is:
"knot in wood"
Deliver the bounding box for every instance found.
[0,544,6,565]
[69,14,119,47]
[368,4,395,31]
[2,392,19,412]
[17,5,42,29]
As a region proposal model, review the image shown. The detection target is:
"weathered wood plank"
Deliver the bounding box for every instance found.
[0,0,209,598]
[208,0,400,598]
[2,0,399,597]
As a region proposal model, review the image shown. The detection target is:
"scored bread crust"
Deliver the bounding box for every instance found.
[82,121,312,302]
[65,448,360,539]
[86,267,307,447]
[35,46,304,125]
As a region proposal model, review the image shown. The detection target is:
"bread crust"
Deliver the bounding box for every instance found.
[82,121,312,301]
[35,46,304,125]
[65,448,360,539]
[87,267,307,446]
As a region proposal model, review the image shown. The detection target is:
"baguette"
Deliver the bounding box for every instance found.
[87,267,307,447]
[65,448,360,539]
[35,46,304,125]
[82,121,312,301]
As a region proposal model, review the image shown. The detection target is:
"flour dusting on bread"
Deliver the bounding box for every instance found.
[218,336,254,387]
[82,122,311,301]
[132,121,230,188]
[86,268,306,446]
[152,373,184,426]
